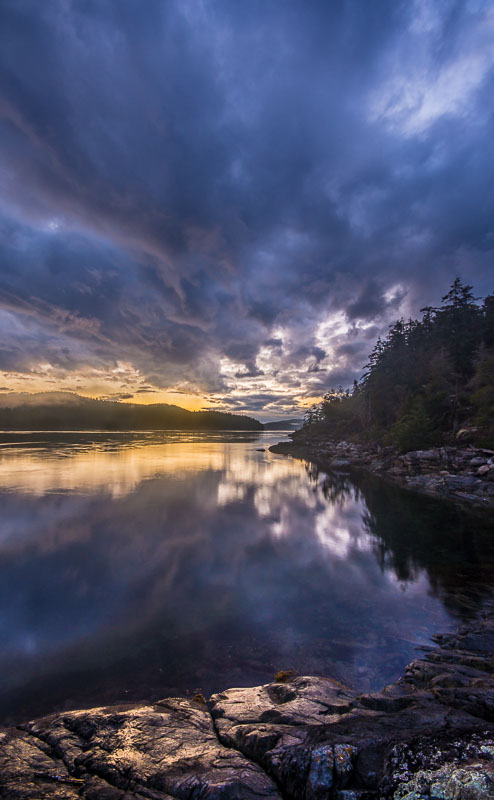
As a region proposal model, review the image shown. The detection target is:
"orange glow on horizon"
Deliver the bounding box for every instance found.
[0,367,312,417]
[119,390,217,412]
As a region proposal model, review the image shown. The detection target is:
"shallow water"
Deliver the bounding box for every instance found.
[0,430,493,725]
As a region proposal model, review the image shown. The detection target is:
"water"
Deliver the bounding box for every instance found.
[0,430,493,725]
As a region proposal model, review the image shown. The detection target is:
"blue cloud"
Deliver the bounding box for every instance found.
[0,0,493,408]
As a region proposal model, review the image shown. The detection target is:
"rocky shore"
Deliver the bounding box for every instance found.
[270,437,494,510]
[2,609,494,799]
[3,439,494,799]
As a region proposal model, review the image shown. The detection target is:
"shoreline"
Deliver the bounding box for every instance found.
[270,437,494,511]
[2,439,494,798]
[2,610,494,798]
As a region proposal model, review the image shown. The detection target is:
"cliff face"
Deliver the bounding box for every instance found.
[2,611,494,799]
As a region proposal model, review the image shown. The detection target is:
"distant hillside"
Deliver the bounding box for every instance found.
[0,392,262,431]
[263,418,304,430]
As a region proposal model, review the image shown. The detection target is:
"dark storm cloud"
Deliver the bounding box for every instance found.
[234,365,265,379]
[0,0,493,410]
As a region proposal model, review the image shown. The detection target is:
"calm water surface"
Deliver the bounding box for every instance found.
[1,430,493,725]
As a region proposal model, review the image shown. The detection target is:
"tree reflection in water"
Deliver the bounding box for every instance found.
[0,432,492,725]
[306,461,494,618]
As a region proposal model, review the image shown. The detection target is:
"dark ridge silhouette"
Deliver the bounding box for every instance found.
[0,392,263,431]
[263,418,304,430]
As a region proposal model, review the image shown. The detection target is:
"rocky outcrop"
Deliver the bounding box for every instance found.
[270,438,494,509]
[0,697,281,799]
[2,613,494,799]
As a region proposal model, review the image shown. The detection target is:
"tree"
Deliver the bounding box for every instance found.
[434,279,481,430]
[294,279,493,449]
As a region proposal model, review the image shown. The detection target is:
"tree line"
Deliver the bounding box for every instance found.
[0,395,263,431]
[302,279,494,450]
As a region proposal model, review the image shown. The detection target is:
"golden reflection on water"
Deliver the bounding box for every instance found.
[0,435,373,565]
[0,437,303,498]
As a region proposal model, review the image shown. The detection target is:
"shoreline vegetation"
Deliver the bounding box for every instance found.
[270,279,494,511]
[2,608,494,799]
[301,280,494,452]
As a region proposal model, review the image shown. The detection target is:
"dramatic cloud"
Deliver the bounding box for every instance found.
[0,0,493,417]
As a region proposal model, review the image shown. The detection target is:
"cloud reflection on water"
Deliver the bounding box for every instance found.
[0,433,492,725]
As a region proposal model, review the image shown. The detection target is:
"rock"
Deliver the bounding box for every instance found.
[207,617,494,797]
[269,438,494,508]
[306,744,334,798]
[393,762,494,800]
[210,675,355,750]
[390,743,494,800]
[0,728,83,799]
[4,619,494,800]
[408,450,439,462]
[334,744,358,788]
[0,699,281,799]
[444,476,480,489]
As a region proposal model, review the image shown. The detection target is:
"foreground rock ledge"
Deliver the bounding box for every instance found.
[2,614,494,799]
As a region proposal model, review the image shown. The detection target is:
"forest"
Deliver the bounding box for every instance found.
[301,279,494,450]
[0,395,263,431]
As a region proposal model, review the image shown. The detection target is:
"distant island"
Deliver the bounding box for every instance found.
[263,418,304,430]
[0,392,263,431]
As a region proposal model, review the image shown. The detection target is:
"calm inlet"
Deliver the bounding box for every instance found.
[1,430,493,725]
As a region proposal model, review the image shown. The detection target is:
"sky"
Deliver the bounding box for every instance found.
[0,0,493,420]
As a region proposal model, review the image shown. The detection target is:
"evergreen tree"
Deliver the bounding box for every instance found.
[297,279,493,449]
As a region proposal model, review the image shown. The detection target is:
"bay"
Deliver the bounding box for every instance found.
[0,430,492,725]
